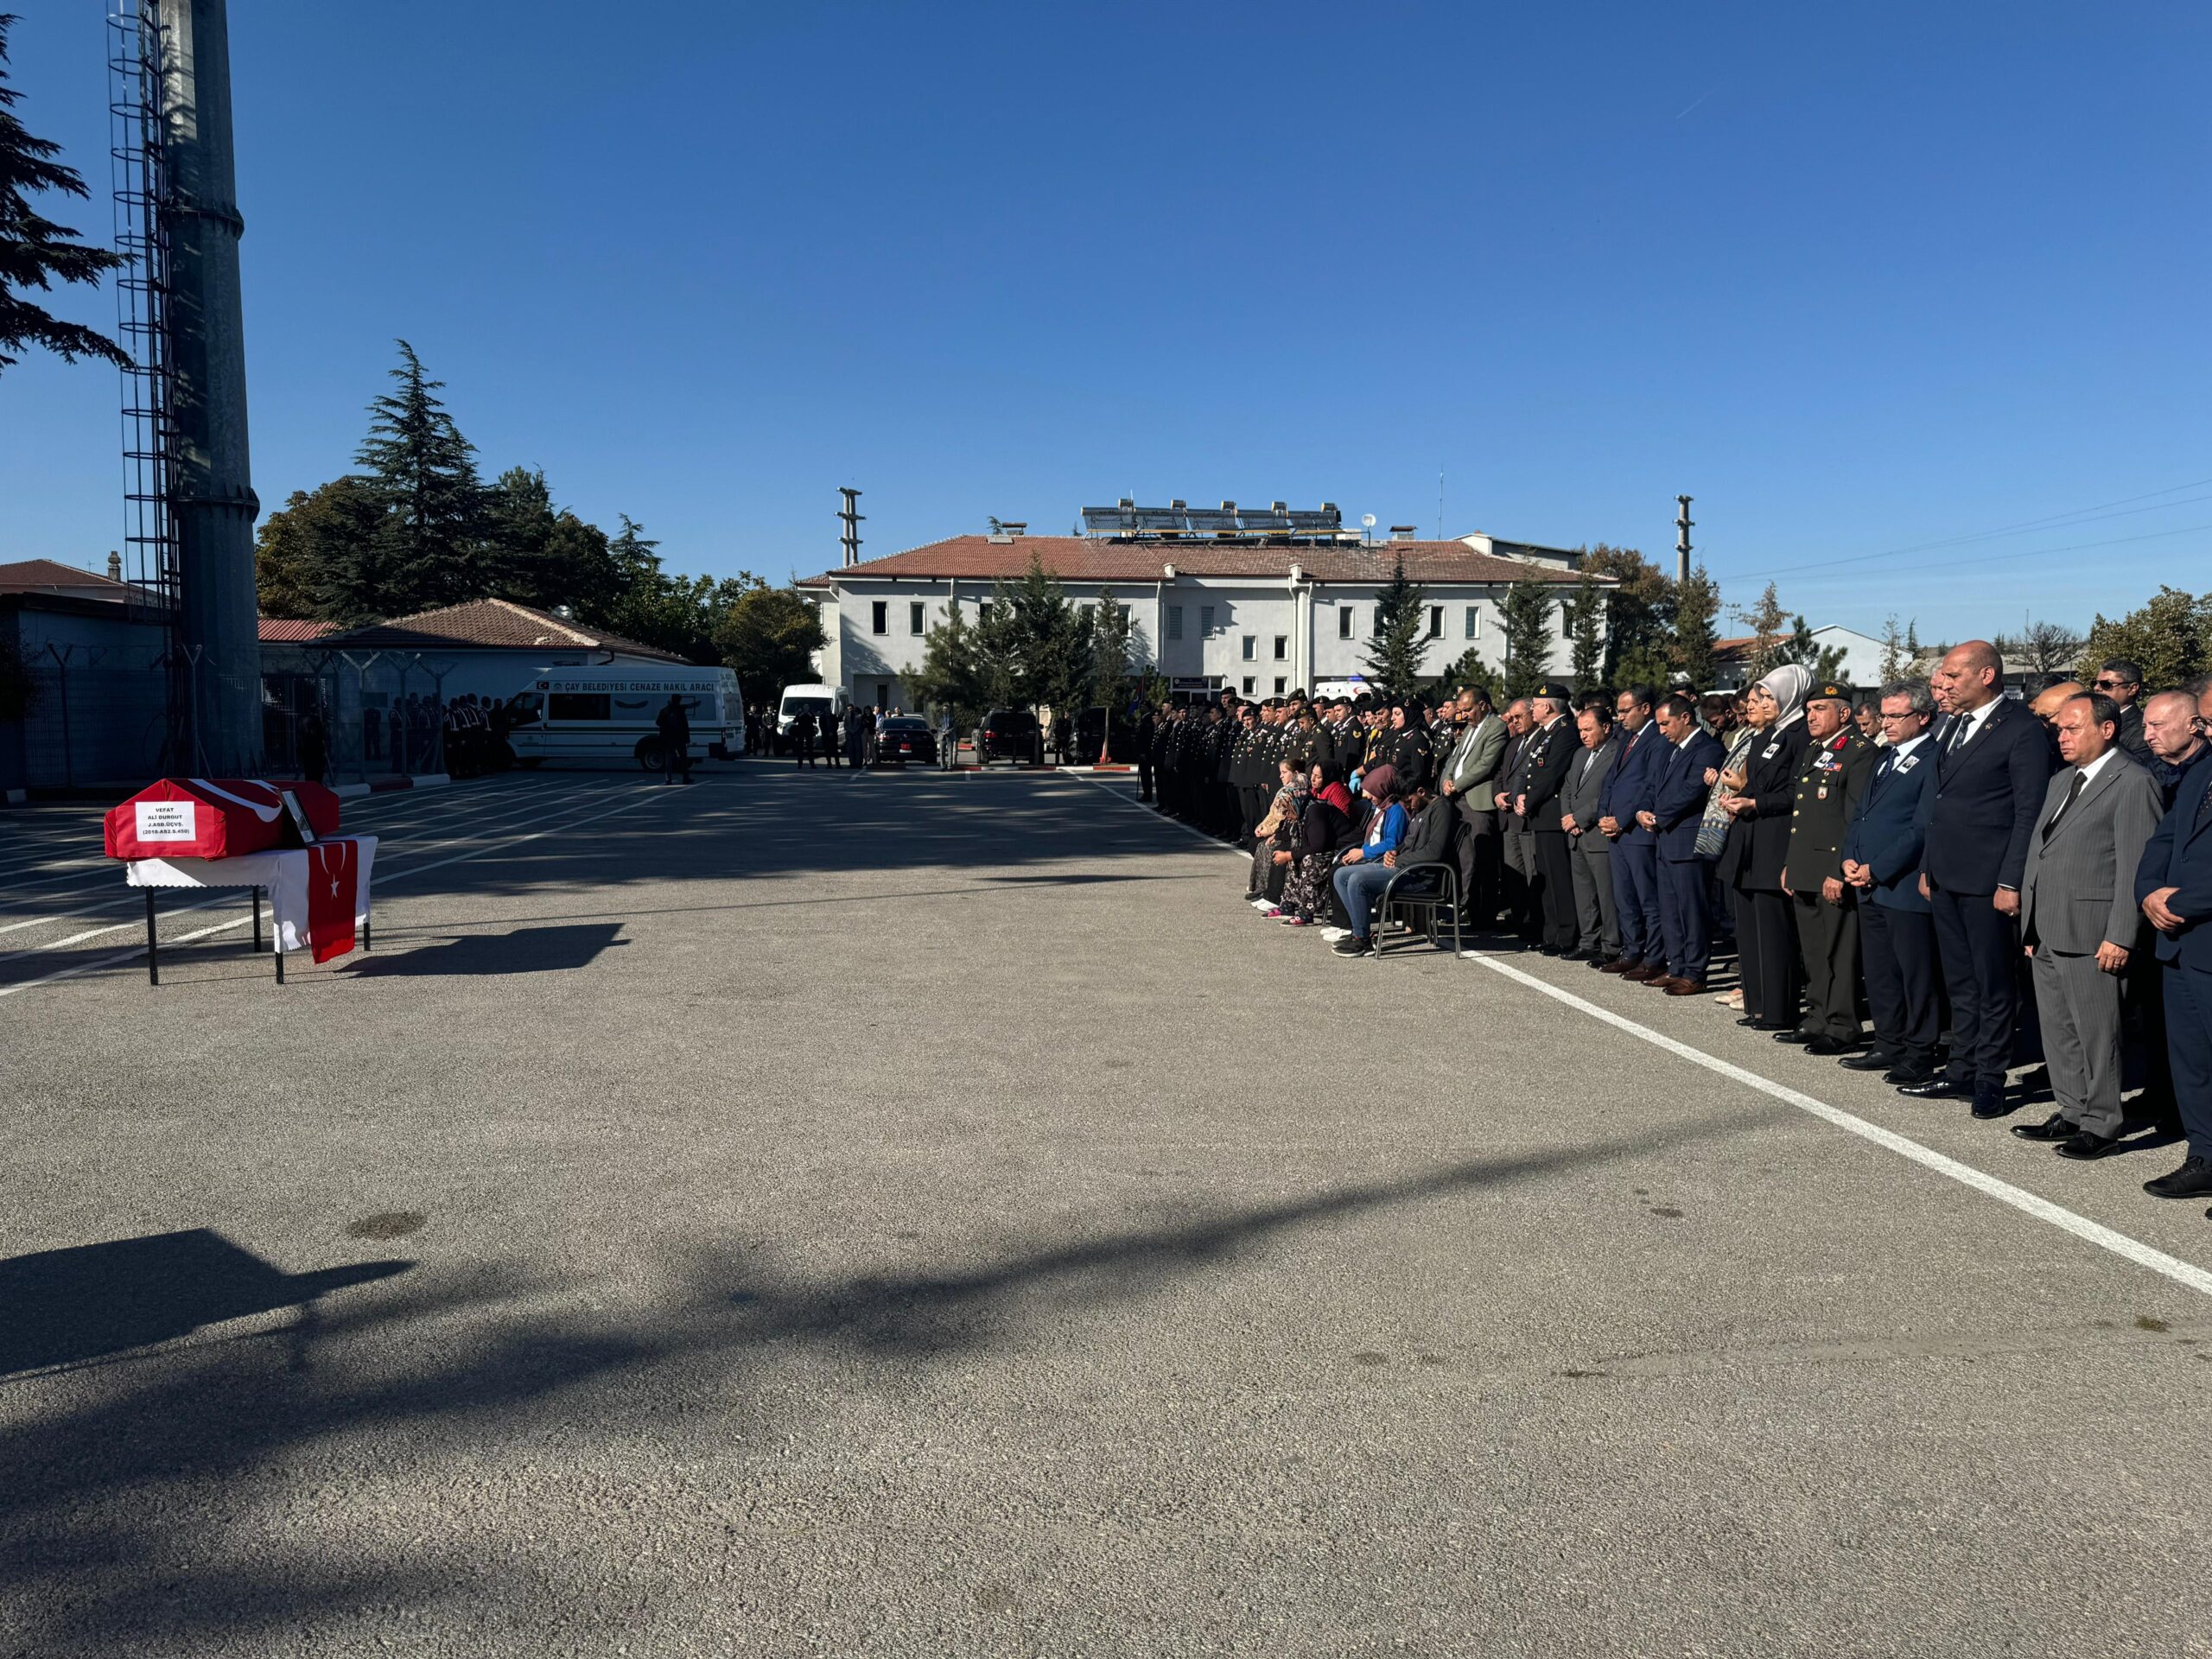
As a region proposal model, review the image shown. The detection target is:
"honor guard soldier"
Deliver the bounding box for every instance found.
[1779,682,1877,1053]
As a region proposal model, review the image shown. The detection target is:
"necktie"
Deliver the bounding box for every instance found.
[2197,774,2212,830]
[2043,769,2087,842]
[1947,715,1972,753]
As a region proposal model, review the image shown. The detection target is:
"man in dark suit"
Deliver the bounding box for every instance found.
[2093,658,2151,762]
[1840,682,1942,1084]
[1901,641,2055,1119]
[1636,691,1727,994]
[1601,685,1668,980]
[1494,700,1535,936]
[2134,679,2212,1200]
[1564,701,1621,964]
[2009,691,2164,1160]
[1519,686,1580,956]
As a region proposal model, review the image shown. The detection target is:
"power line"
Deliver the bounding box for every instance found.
[1771,520,2212,586]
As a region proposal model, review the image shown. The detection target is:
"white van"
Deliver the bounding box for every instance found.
[503,667,746,772]
[775,683,848,748]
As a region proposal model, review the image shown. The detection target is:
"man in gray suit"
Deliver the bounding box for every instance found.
[2011,690,2166,1160]
[1562,699,1621,963]
[1439,688,1507,929]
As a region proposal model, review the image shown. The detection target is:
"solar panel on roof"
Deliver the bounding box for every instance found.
[1238,505,1290,531]
[1082,506,1135,534]
[1285,509,1338,533]
[1185,507,1237,533]
[1133,506,1186,531]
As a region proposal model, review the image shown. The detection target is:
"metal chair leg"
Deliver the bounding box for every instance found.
[145,890,158,987]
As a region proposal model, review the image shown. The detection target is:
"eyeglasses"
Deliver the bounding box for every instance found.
[2093,677,2120,689]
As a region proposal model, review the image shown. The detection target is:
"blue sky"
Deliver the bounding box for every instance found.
[3,1,2207,642]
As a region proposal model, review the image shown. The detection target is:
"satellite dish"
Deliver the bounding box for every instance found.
[1361,513,1376,528]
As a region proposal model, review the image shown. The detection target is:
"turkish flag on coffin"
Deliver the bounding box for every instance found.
[104,779,341,861]
[304,840,360,963]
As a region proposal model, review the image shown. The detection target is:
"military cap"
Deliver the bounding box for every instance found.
[1808,682,1852,702]
[1529,683,1570,702]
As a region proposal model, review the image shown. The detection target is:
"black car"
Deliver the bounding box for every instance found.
[973,709,1043,766]
[870,715,935,766]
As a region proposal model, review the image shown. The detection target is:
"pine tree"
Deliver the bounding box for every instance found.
[1439,645,1499,705]
[0,15,128,372]
[1497,580,1555,697]
[903,601,988,727]
[1671,564,1720,690]
[1580,543,1669,682]
[1564,575,1605,688]
[287,476,402,627]
[1733,581,1790,679]
[353,340,486,613]
[1363,557,1428,696]
[1775,614,1849,683]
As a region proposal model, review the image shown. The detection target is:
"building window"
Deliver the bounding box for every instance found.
[1273,677,1287,695]
[1372,607,1383,636]
[979,601,994,620]
[910,601,925,634]
[1241,635,1255,661]
[1272,635,1287,660]
[1166,605,1184,641]
[1200,604,1216,636]
[871,601,887,635]
[1241,676,1255,694]
[1338,607,1354,639]
[1427,605,1443,639]
[1465,605,1480,639]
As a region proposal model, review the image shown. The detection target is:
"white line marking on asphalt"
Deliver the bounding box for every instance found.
[0,781,685,1001]
[1080,771,2212,1301]
[1464,950,2212,1300]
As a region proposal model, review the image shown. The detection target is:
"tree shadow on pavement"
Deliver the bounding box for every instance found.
[0,1108,1764,1655]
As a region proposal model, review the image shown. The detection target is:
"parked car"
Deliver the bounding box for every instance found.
[972,709,1043,766]
[870,715,935,767]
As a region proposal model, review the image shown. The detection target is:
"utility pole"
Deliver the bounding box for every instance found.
[1675,494,1694,588]
[838,487,864,568]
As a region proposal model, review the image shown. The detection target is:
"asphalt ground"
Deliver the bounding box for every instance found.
[4,760,2211,1657]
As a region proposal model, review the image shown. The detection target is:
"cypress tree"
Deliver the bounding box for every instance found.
[353,340,486,613]
[1363,558,1428,697]
[1497,579,1556,697]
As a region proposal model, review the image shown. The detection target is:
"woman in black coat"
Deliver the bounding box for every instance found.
[1716,665,1813,1029]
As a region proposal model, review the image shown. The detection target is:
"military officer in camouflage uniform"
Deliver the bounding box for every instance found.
[1778,682,1878,1053]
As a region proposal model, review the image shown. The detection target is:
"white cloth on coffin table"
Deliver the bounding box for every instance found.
[125,836,377,956]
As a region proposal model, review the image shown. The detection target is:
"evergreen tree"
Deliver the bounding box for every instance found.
[1671,564,1721,690]
[0,15,127,372]
[1497,579,1556,697]
[484,465,621,615]
[1580,543,1669,683]
[1439,645,1500,705]
[903,600,989,726]
[1775,613,1849,683]
[1876,614,1921,683]
[282,476,401,627]
[353,340,487,613]
[989,554,1091,714]
[1363,557,1428,696]
[1090,597,1134,723]
[2075,587,2207,690]
[1564,574,1605,688]
[711,574,827,709]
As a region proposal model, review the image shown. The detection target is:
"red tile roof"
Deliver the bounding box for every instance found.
[0,558,137,596]
[798,535,1605,588]
[259,617,337,642]
[313,597,692,663]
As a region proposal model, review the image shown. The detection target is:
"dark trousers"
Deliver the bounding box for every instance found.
[1732,884,1799,1025]
[1791,891,1862,1042]
[1657,856,1714,982]
[1241,785,1270,843]
[1454,803,1499,925]
[1861,902,1939,1074]
[2127,961,2179,1129]
[2164,963,2212,1160]
[1613,839,1662,965]
[1499,823,1533,932]
[1138,757,1154,801]
[1533,830,1577,950]
[1929,882,2021,1089]
[794,735,815,766]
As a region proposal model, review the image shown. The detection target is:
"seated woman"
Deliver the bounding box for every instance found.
[1329,766,1407,957]
[1248,757,1310,906]
[1276,761,1359,925]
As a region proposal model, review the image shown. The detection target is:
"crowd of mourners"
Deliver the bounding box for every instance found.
[1138,647,2212,1216]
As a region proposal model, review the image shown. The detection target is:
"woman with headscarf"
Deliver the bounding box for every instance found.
[1250,756,1313,907]
[1330,766,1408,956]
[1277,761,1360,925]
[1716,663,1813,1029]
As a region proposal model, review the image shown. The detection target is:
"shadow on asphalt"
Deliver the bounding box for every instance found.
[338,923,629,979]
[0,1109,1764,1653]
[0,1230,411,1377]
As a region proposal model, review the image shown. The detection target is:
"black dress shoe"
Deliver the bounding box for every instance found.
[1885,1067,1934,1087]
[1737,1016,1790,1031]
[1558,950,1590,963]
[1970,1085,2015,1120]
[1803,1037,1851,1057]
[2056,1131,2124,1160]
[1837,1052,1893,1071]
[1898,1077,1969,1099]
[2011,1112,2075,1143]
[1771,1030,1818,1046]
[2145,1157,2212,1200]
[1536,945,1560,957]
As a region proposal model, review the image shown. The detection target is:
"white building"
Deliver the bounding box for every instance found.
[1712,624,1892,691]
[797,520,1611,710]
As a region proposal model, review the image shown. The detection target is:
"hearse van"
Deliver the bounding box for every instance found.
[503,667,745,772]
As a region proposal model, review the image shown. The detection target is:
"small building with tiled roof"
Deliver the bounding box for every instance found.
[795,519,1611,709]
[0,556,156,605]
[312,597,690,665]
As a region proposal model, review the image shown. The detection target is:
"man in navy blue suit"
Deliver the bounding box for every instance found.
[1901,640,2056,1120]
[2134,679,2212,1202]
[1598,684,1668,981]
[1635,690,1728,994]
[1840,681,1943,1084]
